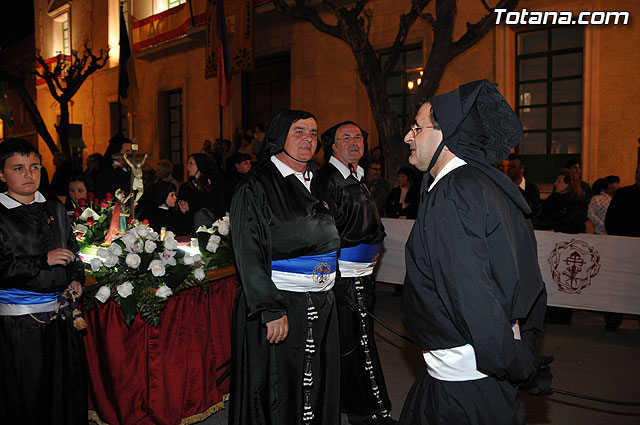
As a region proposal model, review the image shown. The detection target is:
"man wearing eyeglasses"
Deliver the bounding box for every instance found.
[314,122,395,425]
[398,80,551,425]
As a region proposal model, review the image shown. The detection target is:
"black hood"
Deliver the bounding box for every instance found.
[428,79,530,214]
[320,121,369,162]
[263,109,319,157]
[190,153,218,182]
[146,180,176,209]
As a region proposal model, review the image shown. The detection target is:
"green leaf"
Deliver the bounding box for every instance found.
[165,264,191,288]
[120,294,138,328]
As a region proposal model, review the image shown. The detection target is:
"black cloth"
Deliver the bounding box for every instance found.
[400,80,546,425]
[229,159,341,425]
[95,164,131,199]
[384,185,419,219]
[143,207,191,237]
[50,164,74,197]
[366,178,390,218]
[399,368,524,425]
[314,161,390,418]
[177,180,228,232]
[0,197,87,424]
[539,192,586,234]
[605,183,640,237]
[519,181,542,229]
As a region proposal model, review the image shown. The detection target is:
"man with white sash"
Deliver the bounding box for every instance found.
[229,110,342,425]
[315,122,394,425]
[398,80,552,425]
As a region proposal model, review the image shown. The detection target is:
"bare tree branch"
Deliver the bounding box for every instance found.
[479,0,492,12]
[450,0,518,57]
[34,54,62,102]
[272,0,342,40]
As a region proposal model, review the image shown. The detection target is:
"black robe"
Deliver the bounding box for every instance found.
[401,165,546,425]
[177,181,228,232]
[313,162,391,418]
[229,160,341,425]
[0,195,87,425]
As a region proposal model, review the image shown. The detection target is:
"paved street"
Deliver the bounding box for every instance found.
[94,282,640,425]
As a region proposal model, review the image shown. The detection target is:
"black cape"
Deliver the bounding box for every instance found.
[0,196,87,425]
[229,159,341,425]
[314,160,391,418]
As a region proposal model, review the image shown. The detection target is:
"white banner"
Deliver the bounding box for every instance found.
[377,218,640,315]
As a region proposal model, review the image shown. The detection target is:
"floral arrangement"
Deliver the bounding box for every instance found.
[71,192,129,250]
[82,217,233,328]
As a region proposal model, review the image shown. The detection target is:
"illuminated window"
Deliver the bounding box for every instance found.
[516,26,583,183]
[380,45,423,133]
[62,20,70,55]
[168,0,185,8]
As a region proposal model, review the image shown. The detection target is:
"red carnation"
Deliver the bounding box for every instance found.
[105,192,114,201]
[141,219,149,226]
[78,198,87,208]
[87,217,95,226]
[76,232,83,240]
[74,208,82,218]
[127,216,136,225]
[99,200,109,208]
[88,192,95,201]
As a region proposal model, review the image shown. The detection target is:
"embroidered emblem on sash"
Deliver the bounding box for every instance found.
[312,262,331,285]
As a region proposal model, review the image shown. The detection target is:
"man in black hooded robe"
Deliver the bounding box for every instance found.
[229,110,341,425]
[398,80,551,425]
[314,122,394,425]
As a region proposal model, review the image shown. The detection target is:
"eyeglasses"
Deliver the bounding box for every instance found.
[409,123,435,137]
[335,134,363,142]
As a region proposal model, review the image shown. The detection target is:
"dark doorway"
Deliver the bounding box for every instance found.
[242,52,290,132]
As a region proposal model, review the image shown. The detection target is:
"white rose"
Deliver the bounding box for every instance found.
[155,285,173,299]
[131,241,144,254]
[206,234,221,253]
[148,259,166,277]
[108,243,123,257]
[217,219,229,236]
[125,253,141,269]
[165,230,176,240]
[148,231,159,241]
[164,237,178,251]
[96,247,109,259]
[135,225,150,238]
[194,268,206,281]
[193,254,202,263]
[90,257,102,272]
[196,225,212,234]
[104,253,119,268]
[116,281,134,298]
[75,224,88,235]
[95,286,111,303]
[120,232,137,247]
[79,208,101,221]
[160,250,177,266]
[144,240,157,253]
[183,255,195,265]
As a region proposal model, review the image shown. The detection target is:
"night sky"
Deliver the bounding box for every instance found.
[0,1,35,49]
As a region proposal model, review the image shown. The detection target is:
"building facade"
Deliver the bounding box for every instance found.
[30,0,640,185]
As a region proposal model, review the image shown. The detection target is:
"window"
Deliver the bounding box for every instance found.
[168,0,185,9]
[158,90,183,179]
[110,102,129,139]
[380,45,423,134]
[62,20,70,55]
[516,26,583,183]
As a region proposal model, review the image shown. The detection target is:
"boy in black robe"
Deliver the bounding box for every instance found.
[0,138,87,425]
[229,110,341,425]
[398,80,551,425]
[314,121,394,425]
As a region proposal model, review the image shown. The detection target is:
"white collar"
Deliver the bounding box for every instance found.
[270,155,313,191]
[329,156,364,181]
[0,191,47,209]
[518,176,526,191]
[428,157,467,192]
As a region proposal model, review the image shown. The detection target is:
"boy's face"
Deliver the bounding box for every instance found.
[0,153,42,201]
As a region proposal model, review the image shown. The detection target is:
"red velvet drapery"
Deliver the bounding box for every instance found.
[83,275,237,425]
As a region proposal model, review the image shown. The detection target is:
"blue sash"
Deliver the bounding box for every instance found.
[272,251,337,275]
[0,288,61,305]
[339,243,381,263]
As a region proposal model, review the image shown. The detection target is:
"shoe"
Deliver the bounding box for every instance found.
[350,414,398,425]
